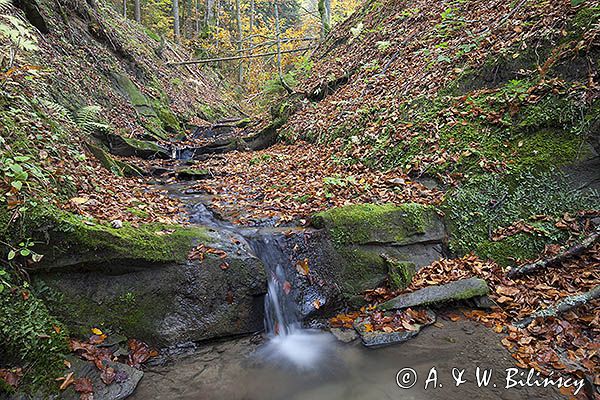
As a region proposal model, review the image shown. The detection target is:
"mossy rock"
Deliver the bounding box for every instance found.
[86,142,144,177]
[102,132,169,159]
[26,206,208,269]
[334,246,389,295]
[153,101,181,133]
[380,278,490,310]
[312,203,442,246]
[33,225,267,347]
[176,168,210,180]
[385,257,416,290]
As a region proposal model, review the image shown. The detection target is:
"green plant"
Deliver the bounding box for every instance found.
[0,0,38,69]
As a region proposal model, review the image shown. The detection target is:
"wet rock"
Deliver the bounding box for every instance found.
[329,328,358,343]
[31,211,267,347]
[102,133,169,159]
[176,168,211,180]
[379,278,490,311]
[353,310,436,347]
[86,143,144,177]
[61,356,143,400]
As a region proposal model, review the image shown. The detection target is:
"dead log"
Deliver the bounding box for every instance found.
[166,47,312,66]
[507,227,600,279]
[514,285,600,328]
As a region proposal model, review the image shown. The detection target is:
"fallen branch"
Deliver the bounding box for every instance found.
[166,47,312,66]
[507,227,600,279]
[514,285,600,328]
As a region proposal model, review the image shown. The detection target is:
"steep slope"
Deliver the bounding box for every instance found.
[284,0,599,178]
[0,0,241,392]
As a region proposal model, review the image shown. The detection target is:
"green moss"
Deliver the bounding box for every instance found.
[443,171,599,265]
[121,135,165,153]
[26,206,208,266]
[511,129,583,171]
[387,260,416,290]
[86,143,144,177]
[154,103,181,133]
[335,246,387,295]
[312,203,434,246]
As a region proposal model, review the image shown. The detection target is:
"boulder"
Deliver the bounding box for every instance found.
[102,133,169,159]
[379,278,490,311]
[309,203,446,298]
[330,328,358,343]
[28,208,267,347]
[176,168,210,180]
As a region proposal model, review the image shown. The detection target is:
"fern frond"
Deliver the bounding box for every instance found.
[40,99,74,124]
[75,105,112,135]
[0,0,12,12]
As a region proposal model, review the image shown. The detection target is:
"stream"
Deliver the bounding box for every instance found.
[128,182,562,400]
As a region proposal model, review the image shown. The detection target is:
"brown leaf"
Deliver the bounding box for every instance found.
[100,367,115,385]
[74,377,94,394]
[283,281,292,295]
[59,372,75,391]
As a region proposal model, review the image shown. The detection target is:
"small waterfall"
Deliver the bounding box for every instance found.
[250,235,333,369]
[251,236,300,336]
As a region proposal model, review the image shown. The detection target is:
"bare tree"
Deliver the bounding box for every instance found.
[134,0,141,22]
[274,3,293,93]
[173,0,181,41]
[318,0,331,37]
[123,0,127,18]
[235,0,243,82]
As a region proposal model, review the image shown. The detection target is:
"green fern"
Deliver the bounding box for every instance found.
[40,100,74,124]
[0,0,11,13]
[41,102,112,135]
[75,105,111,135]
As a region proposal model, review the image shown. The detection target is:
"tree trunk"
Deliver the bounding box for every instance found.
[274,3,293,93]
[318,0,331,38]
[205,0,215,27]
[173,0,181,41]
[123,0,127,18]
[195,0,200,37]
[235,0,243,82]
[249,0,254,34]
[134,0,141,22]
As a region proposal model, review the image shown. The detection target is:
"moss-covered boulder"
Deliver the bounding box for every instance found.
[176,167,210,180]
[86,142,144,177]
[313,203,444,246]
[26,208,267,346]
[28,207,204,269]
[379,278,490,311]
[102,132,169,159]
[306,203,446,300]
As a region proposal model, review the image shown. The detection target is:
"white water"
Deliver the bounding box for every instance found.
[254,238,333,369]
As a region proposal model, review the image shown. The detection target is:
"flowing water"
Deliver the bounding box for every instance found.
[250,236,334,369]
